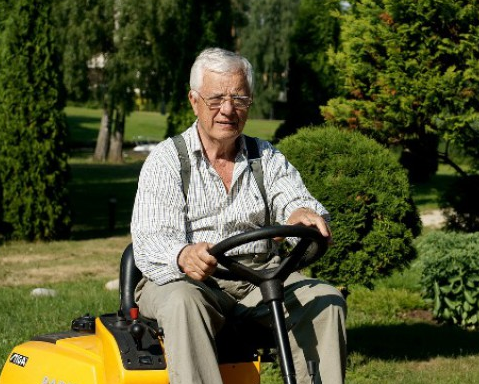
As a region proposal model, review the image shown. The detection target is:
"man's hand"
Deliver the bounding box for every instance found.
[178,242,217,281]
[287,207,333,245]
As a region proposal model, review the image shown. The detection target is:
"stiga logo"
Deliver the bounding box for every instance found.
[9,352,28,367]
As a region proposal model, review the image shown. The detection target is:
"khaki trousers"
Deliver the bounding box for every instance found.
[136,258,347,384]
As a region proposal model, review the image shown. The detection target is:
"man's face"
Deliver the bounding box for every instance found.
[189,70,251,145]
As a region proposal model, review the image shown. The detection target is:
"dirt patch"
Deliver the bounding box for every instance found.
[399,309,436,324]
[0,253,59,265]
[420,209,446,229]
[2,263,119,287]
[0,236,127,287]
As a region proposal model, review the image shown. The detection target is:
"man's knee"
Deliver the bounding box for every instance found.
[138,280,206,319]
[312,284,347,320]
[288,277,345,305]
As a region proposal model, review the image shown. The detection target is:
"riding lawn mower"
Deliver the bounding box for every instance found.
[0,225,327,384]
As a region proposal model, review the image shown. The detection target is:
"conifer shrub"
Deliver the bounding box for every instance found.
[0,0,71,240]
[276,125,421,287]
[418,231,479,329]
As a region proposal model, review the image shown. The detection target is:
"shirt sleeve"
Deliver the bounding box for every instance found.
[261,141,330,224]
[130,140,188,285]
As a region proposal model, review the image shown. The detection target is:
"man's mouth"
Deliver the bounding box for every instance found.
[216,120,237,127]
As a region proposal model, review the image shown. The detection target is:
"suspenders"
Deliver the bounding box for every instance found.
[171,134,271,228]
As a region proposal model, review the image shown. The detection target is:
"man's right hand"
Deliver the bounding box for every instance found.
[177,242,217,281]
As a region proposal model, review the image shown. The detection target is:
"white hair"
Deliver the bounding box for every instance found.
[189,48,254,94]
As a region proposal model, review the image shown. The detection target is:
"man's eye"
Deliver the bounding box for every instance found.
[208,97,223,104]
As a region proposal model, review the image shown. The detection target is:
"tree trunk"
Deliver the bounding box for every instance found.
[108,109,125,163]
[93,106,111,161]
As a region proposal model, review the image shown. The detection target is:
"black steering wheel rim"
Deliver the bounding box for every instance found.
[209,225,328,286]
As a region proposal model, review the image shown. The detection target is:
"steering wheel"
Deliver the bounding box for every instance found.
[209,225,328,287]
[210,225,328,384]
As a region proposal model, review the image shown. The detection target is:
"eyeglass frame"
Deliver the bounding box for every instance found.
[191,89,253,110]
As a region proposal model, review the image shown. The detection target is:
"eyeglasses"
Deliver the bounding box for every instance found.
[192,90,253,110]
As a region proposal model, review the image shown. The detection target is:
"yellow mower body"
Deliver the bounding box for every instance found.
[0,315,261,384]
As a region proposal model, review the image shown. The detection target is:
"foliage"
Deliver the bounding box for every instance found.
[440,174,479,232]
[55,0,237,159]
[164,0,236,138]
[166,103,197,136]
[322,0,479,180]
[277,124,421,287]
[275,0,341,140]
[418,231,479,329]
[54,0,114,103]
[0,180,4,241]
[0,0,71,240]
[238,0,300,119]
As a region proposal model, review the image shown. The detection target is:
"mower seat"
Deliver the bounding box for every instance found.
[118,243,276,363]
[119,243,142,317]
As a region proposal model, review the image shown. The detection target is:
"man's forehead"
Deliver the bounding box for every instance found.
[201,70,249,93]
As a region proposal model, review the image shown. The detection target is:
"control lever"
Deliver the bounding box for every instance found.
[129,307,145,350]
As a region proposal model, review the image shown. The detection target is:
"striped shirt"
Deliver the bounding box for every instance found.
[131,121,329,286]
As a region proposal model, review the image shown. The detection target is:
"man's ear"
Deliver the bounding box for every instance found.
[188,90,199,116]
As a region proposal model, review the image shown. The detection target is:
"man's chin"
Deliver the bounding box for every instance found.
[215,124,242,135]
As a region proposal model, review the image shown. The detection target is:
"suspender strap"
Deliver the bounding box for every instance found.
[171,135,190,201]
[171,134,270,228]
[243,135,270,227]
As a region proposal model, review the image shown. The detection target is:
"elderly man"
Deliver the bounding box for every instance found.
[131,47,347,384]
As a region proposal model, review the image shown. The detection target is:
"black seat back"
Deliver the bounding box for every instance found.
[119,243,143,317]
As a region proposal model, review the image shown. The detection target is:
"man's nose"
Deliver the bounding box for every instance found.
[220,97,235,113]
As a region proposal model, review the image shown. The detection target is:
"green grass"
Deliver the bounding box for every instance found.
[0,280,118,365]
[66,106,168,145]
[410,164,459,211]
[339,260,479,384]
[4,240,479,383]
[65,105,280,146]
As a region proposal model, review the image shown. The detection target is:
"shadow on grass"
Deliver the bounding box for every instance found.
[69,161,142,240]
[348,322,479,361]
[411,173,458,208]
[67,115,102,144]
[70,226,131,241]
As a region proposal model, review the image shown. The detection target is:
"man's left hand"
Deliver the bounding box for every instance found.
[287,207,333,245]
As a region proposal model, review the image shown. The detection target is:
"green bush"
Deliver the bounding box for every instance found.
[418,231,479,329]
[276,125,421,287]
[0,0,71,240]
[165,102,197,138]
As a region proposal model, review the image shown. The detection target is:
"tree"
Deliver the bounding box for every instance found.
[164,0,237,137]
[0,0,71,240]
[54,0,112,103]
[55,0,118,161]
[321,0,479,181]
[238,0,300,119]
[57,0,163,162]
[56,0,238,156]
[275,0,342,140]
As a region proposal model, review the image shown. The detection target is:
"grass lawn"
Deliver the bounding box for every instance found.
[3,233,479,383]
[1,107,477,383]
[410,164,459,212]
[65,105,281,145]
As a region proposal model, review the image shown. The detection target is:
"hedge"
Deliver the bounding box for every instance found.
[276,125,421,287]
